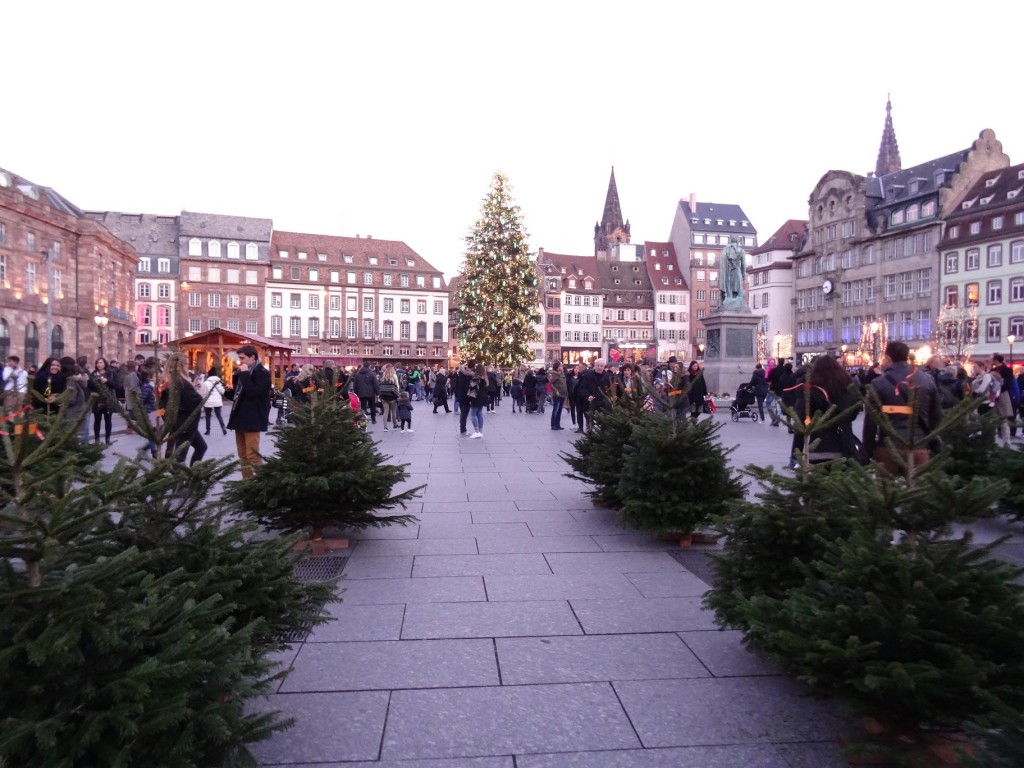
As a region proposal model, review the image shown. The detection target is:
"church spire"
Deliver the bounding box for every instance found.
[874,95,902,177]
[594,166,630,256]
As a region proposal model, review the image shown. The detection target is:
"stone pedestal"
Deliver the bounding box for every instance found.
[700,310,761,397]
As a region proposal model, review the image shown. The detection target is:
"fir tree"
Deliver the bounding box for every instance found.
[456,172,541,367]
[561,408,637,506]
[223,389,421,540]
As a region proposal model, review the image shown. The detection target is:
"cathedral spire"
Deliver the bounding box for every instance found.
[594,166,630,256]
[874,95,902,177]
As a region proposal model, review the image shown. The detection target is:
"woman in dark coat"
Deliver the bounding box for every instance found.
[432,370,451,414]
[791,355,859,467]
[685,362,708,420]
[748,363,769,422]
[158,353,207,465]
[523,369,538,413]
[33,357,66,414]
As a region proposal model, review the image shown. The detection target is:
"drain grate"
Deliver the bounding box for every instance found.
[668,548,719,588]
[294,554,347,583]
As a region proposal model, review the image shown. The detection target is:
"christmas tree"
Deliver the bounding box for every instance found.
[223,389,422,541]
[456,172,541,367]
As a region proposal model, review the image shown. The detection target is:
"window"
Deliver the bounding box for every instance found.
[139,305,152,325]
[346,318,357,337]
[188,318,201,333]
[138,257,151,272]
[433,300,443,314]
[383,273,392,286]
[207,320,220,331]
[290,266,300,280]
[208,293,221,308]
[885,275,897,299]
[347,271,356,284]
[900,272,913,298]
[271,316,283,335]
[363,296,374,312]
[157,258,170,273]
[246,243,258,260]
[226,320,240,331]
[433,322,443,340]
[993,216,1004,230]
[416,275,425,287]
[246,296,258,309]
[189,292,201,307]
[988,244,1003,268]
[400,299,410,313]
[943,286,958,307]
[987,280,1002,304]
[272,266,283,280]
[208,267,221,282]
[226,268,240,283]
[417,300,426,314]
[965,249,980,270]
[308,268,318,281]
[289,317,301,336]
[917,269,931,295]
[945,252,958,274]
[969,221,981,235]
[330,318,341,338]
[290,293,301,309]
[363,319,374,338]
[329,295,341,311]
[298,251,307,260]
[271,292,282,308]
[966,283,979,306]
[986,318,1001,343]
[382,320,394,339]
[208,240,221,258]
[382,298,393,312]
[227,242,240,259]
[138,283,151,299]
[330,270,340,283]
[363,272,373,285]
[1011,277,1024,303]
[1012,241,1024,264]
[347,296,356,312]
[400,321,411,340]
[227,294,240,309]
[400,274,409,287]
[189,238,201,256]
[309,318,320,336]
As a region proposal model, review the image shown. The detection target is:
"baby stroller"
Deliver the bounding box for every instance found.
[730,383,759,422]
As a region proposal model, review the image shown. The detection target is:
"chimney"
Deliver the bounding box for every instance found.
[537,247,544,260]
[688,192,696,213]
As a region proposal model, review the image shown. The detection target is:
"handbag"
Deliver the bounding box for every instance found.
[835,423,868,465]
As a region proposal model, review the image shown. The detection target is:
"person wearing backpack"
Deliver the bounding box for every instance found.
[862,340,943,476]
[992,353,1019,447]
[971,360,998,416]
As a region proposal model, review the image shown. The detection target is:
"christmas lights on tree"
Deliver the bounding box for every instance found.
[456,172,540,367]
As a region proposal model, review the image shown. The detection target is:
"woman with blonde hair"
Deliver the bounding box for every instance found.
[157,353,207,464]
[379,363,401,431]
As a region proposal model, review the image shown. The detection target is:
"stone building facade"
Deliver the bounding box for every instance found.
[745,218,804,363]
[0,167,137,368]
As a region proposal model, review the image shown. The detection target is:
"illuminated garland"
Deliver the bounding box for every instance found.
[456,172,541,368]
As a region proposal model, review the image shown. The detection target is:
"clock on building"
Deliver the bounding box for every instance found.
[822,279,835,295]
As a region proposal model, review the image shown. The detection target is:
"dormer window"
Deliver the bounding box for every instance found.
[632,265,639,272]
[728,220,736,226]
[584,279,593,289]
[614,279,620,285]
[655,263,661,270]
[568,279,576,288]
[985,176,999,188]
[981,195,995,205]
[668,264,674,271]
[661,278,668,284]
[611,265,618,271]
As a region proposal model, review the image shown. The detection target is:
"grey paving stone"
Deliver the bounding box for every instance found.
[416,522,533,539]
[468,488,555,502]
[305,603,406,642]
[591,534,676,552]
[401,600,582,639]
[613,677,855,748]
[496,633,709,685]
[567,508,620,522]
[249,690,389,764]
[280,639,499,692]
[518,744,794,768]
[418,487,471,502]
[351,538,478,557]
[545,551,685,574]
[570,597,717,634]
[382,683,640,759]
[471,509,578,524]
[267,759,515,768]
[477,535,603,555]
[527,521,623,537]
[514,498,599,511]
[414,512,475,525]
[340,576,485,605]
[421,500,518,514]
[348,524,421,540]
[625,571,710,598]
[771,741,850,768]
[484,572,642,602]
[412,553,552,577]
[678,630,780,677]
[341,555,414,579]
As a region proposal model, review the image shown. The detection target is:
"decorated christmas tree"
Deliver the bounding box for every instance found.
[456,172,541,367]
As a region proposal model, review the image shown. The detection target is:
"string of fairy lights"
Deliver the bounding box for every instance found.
[456,173,541,368]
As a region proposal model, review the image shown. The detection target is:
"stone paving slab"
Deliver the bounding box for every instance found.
[340,576,485,605]
[476,535,604,555]
[265,758,514,768]
[416,522,534,539]
[421,500,519,514]
[772,741,852,768]
[677,630,780,678]
[496,633,709,685]
[517,744,797,768]
[418,487,472,502]
[471,509,578,524]
[249,690,389,764]
[306,603,406,643]
[545,551,685,574]
[570,597,717,634]
[625,571,710,598]
[527,521,624,537]
[467,488,556,502]
[412,553,552,578]
[349,538,478,557]
[401,600,583,639]
[591,534,676,552]
[347,524,421,540]
[506,498,593,511]
[613,677,855,748]
[341,555,414,579]
[484,572,642,602]
[382,683,641,759]
[280,639,499,692]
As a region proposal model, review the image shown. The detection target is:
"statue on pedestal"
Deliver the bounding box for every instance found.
[717,235,748,312]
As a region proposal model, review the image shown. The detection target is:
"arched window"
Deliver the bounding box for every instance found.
[0,318,9,359]
[24,322,39,368]
[208,240,221,258]
[188,238,202,256]
[245,243,258,260]
[51,325,65,357]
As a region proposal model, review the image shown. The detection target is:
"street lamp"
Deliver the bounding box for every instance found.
[774,330,782,362]
[840,344,848,368]
[697,343,705,361]
[1009,334,1016,366]
[94,313,109,358]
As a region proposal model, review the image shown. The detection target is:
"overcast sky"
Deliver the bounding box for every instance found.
[5,2,1022,280]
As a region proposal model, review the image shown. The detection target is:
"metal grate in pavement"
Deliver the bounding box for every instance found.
[294,554,347,583]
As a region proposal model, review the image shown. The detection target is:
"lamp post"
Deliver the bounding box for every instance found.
[94,313,109,359]
[840,344,848,369]
[870,321,881,366]
[774,330,781,362]
[1009,334,1016,366]
[698,343,705,361]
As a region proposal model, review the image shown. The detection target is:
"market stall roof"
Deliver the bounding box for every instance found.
[171,329,292,355]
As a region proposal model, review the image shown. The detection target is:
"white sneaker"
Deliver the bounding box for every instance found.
[470,431,482,439]
[383,426,389,431]
[406,428,415,433]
